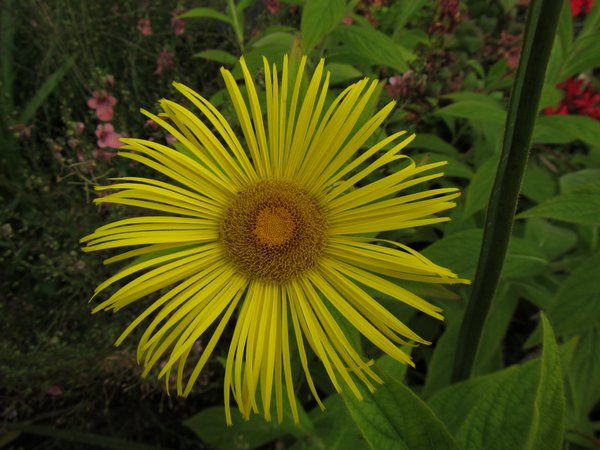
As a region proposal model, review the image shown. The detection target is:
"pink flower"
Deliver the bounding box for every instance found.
[263,0,280,15]
[92,149,117,164]
[342,15,353,25]
[74,122,85,135]
[137,18,153,36]
[171,9,186,36]
[9,123,33,140]
[165,133,177,145]
[46,385,63,396]
[95,123,123,148]
[154,48,175,75]
[87,90,117,121]
[144,119,159,129]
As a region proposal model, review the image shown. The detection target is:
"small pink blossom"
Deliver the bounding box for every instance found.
[47,384,64,396]
[263,0,280,15]
[87,90,117,121]
[74,122,85,135]
[171,9,186,36]
[165,133,177,145]
[144,119,159,129]
[95,123,123,148]
[154,48,175,75]
[137,18,153,36]
[9,123,33,140]
[342,15,353,25]
[92,149,116,164]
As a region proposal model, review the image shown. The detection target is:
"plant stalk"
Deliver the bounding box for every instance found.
[451,0,563,383]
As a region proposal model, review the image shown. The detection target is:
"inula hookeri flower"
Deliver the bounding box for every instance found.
[82,55,467,424]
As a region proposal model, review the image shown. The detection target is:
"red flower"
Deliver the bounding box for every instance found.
[263,0,280,15]
[87,90,117,121]
[545,77,600,120]
[570,0,594,15]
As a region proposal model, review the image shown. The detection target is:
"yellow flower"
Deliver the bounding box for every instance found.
[82,55,467,424]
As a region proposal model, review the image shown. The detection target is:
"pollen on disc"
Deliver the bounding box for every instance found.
[221,180,327,282]
[253,206,295,247]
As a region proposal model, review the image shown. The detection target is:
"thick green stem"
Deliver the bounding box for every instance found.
[451,0,563,383]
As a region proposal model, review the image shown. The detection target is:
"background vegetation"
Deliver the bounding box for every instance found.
[1,0,599,449]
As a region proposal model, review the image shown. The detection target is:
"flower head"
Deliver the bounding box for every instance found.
[137,18,153,36]
[82,55,467,424]
[95,123,123,148]
[88,90,117,121]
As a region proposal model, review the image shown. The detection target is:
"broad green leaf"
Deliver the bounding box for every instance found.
[300,0,346,52]
[530,252,600,344]
[19,56,75,124]
[580,0,600,38]
[517,182,600,225]
[463,156,497,218]
[566,326,600,424]
[391,0,427,36]
[343,368,459,450]
[429,314,565,450]
[420,152,473,179]
[291,395,369,450]
[184,404,313,450]
[194,49,238,65]
[329,24,414,73]
[524,218,578,260]
[532,114,600,147]
[436,101,506,125]
[521,161,557,203]
[539,82,563,110]
[325,62,363,84]
[560,32,600,79]
[233,32,295,77]
[559,169,600,193]
[180,7,232,24]
[412,134,459,157]
[423,229,548,280]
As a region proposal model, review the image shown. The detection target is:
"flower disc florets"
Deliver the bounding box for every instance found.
[222,180,328,282]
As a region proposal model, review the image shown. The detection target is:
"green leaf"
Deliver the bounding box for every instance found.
[517,182,600,225]
[532,114,600,147]
[422,153,473,179]
[300,0,346,52]
[539,82,563,110]
[184,404,313,450]
[560,32,600,79]
[6,424,160,450]
[180,7,232,24]
[329,24,414,73]
[325,62,363,84]
[524,218,578,260]
[290,395,369,450]
[194,49,238,65]
[521,161,557,203]
[391,0,427,36]
[412,134,459,157]
[463,156,498,218]
[566,326,600,421]
[19,56,75,124]
[343,368,459,450]
[532,252,600,342]
[559,169,600,193]
[423,229,548,280]
[429,313,565,450]
[436,100,506,124]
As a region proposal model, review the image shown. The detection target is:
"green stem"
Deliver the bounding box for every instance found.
[451,0,563,383]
